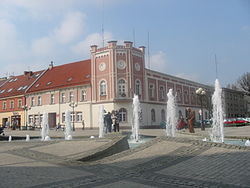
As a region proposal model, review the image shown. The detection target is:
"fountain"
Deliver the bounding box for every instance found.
[166,89,177,137]
[245,139,250,146]
[210,79,224,143]
[99,105,105,138]
[41,112,51,141]
[131,94,140,142]
[26,135,30,141]
[64,110,73,140]
[8,136,12,142]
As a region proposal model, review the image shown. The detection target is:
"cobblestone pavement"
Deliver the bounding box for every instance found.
[0,127,250,188]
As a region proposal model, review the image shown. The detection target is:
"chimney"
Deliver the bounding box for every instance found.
[124,41,133,48]
[139,46,146,54]
[49,61,54,70]
[24,71,33,77]
[90,45,98,53]
[108,40,117,48]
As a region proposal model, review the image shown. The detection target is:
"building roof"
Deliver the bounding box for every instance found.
[0,71,44,99]
[27,59,91,93]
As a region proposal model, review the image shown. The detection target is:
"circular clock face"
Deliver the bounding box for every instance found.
[117,60,126,69]
[135,63,140,71]
[99,62,106,71]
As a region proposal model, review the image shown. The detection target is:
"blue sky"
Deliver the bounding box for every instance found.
[0,0,249,87]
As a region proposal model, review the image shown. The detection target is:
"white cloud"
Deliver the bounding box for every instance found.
[71,32,113,55]
[31,37,55,56]
[148,51,168,72]
[54,12,86,44]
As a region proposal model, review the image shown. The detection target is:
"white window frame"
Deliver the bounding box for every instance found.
[81,90,86,101]
[135,80,141,95]
[3,101,6,110]
[100,80,107,96]
[38,96,42,106]
[31,97,35,106]
[10,100,14,109]
[61,93,66,103]
[76,112,83,122]
[69,91,74,102]
[50,94,55,104]
[118,79,126,96]
[119,108,127,122]
[149,84,155,98]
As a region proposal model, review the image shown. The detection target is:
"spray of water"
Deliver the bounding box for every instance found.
[64,110,72,140]
[166,89,177,137]
[99,105,105,138]
[41,112,50,141]
[210,79,224,143]
[132,94,140,142]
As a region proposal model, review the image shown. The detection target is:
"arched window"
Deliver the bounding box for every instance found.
[161,109,166,122]
[135,80,141,95]
[119,108,127,122]
[100,80,107,96]
[151,109,156,122]
[118,79,126,96]
[149,84,155,98]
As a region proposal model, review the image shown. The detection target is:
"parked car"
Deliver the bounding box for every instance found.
[224,118,250,127]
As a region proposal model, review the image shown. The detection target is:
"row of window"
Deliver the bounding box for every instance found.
[30,90,87,107]
[28,112,83,125]
[100,79,142,96]
[2,100,23,110]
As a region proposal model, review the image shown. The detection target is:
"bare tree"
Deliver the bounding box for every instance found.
[238,72,250,96]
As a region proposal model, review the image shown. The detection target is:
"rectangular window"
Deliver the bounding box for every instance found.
[76,112,82,122]
[70,112,75,122]
[38,96,42,106]
[29,115,34,124]
[3,101,6,110]
[62,113,65,122]
[50,94,55,104]
[18,99,22,108]
[69,91,74,102]
[31,97,35,106]
[149,84,155,98]
[10,101,14,109]
[61,93,66,103]
[81,90,86,101]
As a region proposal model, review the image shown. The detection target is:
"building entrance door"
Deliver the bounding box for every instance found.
[11,115,21,129]
[48,113,56,128]
[2,118,8,128]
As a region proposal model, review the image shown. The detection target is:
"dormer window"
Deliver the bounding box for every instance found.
[47,81,52,85]
[22,86,28,90]
[7,88,13,92]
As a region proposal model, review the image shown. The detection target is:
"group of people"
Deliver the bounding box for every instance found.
[104,110,120,133]
[177,108,195,133]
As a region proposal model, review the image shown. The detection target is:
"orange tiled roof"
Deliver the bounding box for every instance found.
[27,59,91,93]
[0,71,45,99]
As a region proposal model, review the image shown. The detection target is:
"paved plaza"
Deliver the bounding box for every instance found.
[0,126,250,188]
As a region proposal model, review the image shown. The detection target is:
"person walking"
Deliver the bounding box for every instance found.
[106,112,112,133]
[187,108,195,133]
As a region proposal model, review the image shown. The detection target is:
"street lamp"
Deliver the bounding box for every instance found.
[22,105,31,129]
[69,101,78,131]
[196,88,206,131]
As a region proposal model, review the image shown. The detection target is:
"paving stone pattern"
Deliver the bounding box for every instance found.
[1,131,250,187]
